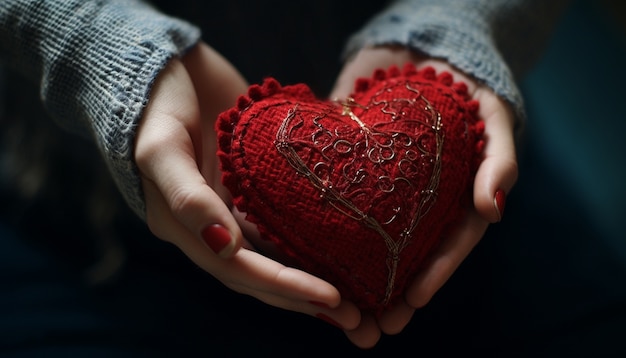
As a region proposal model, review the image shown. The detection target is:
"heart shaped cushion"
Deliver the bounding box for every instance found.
[216,64,484,315]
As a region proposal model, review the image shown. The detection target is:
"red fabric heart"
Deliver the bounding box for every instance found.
[216,64,484,315]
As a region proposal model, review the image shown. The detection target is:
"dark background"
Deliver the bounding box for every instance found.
[1,0,625,356]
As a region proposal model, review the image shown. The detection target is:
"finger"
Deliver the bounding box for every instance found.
[314,301,361,332]
[473,89,519,223]
[144,178,330,299]
[405,210,488,308]
[144,184,361,327]
[136,60,242,257]
[344,313,382,349]
[144,182,337,303]
[377,301,416,335]
[210,251,361,331]
[182,43,249,199]
[220,250,340,302]
[138,117,241,257]
[229,291,360,333]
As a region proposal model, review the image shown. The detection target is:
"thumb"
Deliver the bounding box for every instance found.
[136,58,242,258]
[472,87,519,223]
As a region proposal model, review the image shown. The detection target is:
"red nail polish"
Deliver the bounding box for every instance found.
[309,301,331,309]
[494,189,506,222]
[201,224,232,256]
[315,313,343,330]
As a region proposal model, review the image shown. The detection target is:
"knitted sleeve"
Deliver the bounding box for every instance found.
[0,0,201,218]
[344,0,570,124]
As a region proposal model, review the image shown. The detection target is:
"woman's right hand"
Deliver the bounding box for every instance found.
[134,42,361,330]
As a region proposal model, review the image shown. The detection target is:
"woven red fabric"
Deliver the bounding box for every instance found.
[216,64,484,315]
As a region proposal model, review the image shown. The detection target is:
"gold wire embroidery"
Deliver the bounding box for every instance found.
[275,81,444,304]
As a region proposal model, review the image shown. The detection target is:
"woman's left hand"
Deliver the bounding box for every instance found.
[329,46,519,348]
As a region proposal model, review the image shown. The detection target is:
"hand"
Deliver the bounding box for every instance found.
[330,46,519,348]
[134,42,360,330]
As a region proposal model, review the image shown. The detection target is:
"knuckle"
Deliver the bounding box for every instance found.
[168,185,202,219]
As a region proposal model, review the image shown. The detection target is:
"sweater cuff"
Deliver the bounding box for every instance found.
[343,1,526,130]
[34,1,200,219]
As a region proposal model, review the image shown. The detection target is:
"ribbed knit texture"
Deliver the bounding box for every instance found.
[344,0,570,132]
[217,64,484,314]
[0,0,200,218]
[1,0,568,221]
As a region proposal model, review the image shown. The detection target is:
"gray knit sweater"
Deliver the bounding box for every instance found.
[0,0,568,219]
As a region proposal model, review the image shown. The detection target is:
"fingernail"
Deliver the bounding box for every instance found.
[201,224,233,257]
[315,313,343,330]
[309,301,331,309]
[494,189,506,222]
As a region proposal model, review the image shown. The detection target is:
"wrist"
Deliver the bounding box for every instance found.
[333,45,481,99]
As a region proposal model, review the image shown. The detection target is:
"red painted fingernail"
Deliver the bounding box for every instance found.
[201,224,232,257]
[309,301,331,309]
[494,189,506,222]
[316,313,343,330]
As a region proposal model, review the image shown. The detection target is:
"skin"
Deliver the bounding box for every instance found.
[133,43,518,349]
[330,46,519,348]
[134,42,361,330]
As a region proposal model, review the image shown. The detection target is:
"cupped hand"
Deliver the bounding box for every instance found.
[134,42,360,330]
[330,46,519,348]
